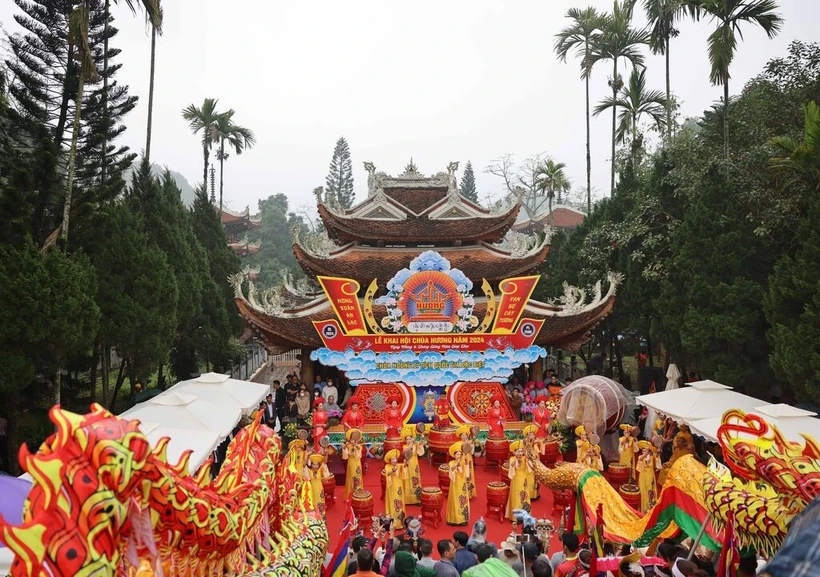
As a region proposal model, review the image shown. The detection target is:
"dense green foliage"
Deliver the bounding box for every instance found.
[534,41,820,402]
[244,193,304,289]
[460,161,478,202]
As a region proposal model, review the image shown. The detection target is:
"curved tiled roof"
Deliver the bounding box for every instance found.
[237,284,616,354]
[318,203,521,244]
[292,242,550,286]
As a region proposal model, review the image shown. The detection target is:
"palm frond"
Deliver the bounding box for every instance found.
[706,25,736,86]
[732,0,783,39]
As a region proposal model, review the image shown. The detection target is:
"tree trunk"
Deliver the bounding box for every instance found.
[100,0,110,188]
[610,61,618,196]
[101,344,110,406]
[54,42,75,147]
[61,73,86,245]
[585,46,592,214]
[614,337,626,385]
[665,37,672,138]
[723,80,730,160]
[109,357,129,412]
[646,326,654,368]
[145,24,157,163]
[54,370,61,407]
[157,363,164,391]
[203,139,209,193]
[89,340,99,404]
[219,138,225,211]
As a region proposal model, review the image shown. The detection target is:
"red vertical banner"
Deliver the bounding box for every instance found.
[491,276,539,333]
[318,276,368,335]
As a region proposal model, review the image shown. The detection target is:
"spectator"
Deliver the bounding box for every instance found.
[388,542,415,577]
[326,395,342,414]
[315,375,327,394]
[348,535,369,575]
[324,377,339,403]
[737,556,758,577]
[395,550,437,577]
[522,543,540,576]
[272,380,286,425]
[453,531,478,574]
[434,540,459,577]
[284,374,299,401]
[467,518,497,557]
[553,533,580,577]
[530,557,552,577]
[296,382,311,423]
[417,539,436,570]
[264,394,277,427]
[353,548,384,577]
[463,548,520,577]
[576,550,590,577]
[497,540,524,576]
[533,381,548,399]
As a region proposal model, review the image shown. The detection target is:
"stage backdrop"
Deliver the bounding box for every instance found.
[346,381,516,425]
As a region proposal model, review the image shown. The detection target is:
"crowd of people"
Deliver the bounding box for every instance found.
[342,514,752,577]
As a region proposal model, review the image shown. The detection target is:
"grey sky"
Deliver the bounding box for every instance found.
[2,1,818,215]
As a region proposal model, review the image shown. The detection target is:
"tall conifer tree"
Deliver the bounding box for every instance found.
[325,136,355,209]
[460,160,478,202]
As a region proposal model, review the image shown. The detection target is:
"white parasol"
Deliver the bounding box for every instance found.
[665,363,681,391]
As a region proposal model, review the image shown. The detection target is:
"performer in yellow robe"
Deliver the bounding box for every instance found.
[575,425,590,464]
[670,424,695,464]
[446,442,470,526]
[305,453,330,517]
[384,449,407,523]
[342,428,364,499]
[507,441,531,520]
[401,426,424,505]
[636,440,660,512]
[618,424,639,469]
[288,439,308,473]
[456,425,477,498]
[522,425,541,500]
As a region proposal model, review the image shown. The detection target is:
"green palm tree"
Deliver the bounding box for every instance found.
[693,0,783,159]
[214,110,256,211]
[62,2,99,246]
[770,101,820,191]
[643,0,691,138]
[182,98,222,191]
[554,6,604,215]
[535,159,571,214]
[589,1,650,195]
[594,67,668,155]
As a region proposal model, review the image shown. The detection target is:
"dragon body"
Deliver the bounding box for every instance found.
[0,404,328,577]
[526,410,820,557]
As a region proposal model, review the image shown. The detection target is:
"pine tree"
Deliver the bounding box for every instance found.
[325,136,355,209]
[460,160,478,202]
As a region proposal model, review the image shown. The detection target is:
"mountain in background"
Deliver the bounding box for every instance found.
[125,162,197,206]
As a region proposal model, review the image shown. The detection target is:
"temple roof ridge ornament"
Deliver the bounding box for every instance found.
[300,228,343,258]
[363,160,451,197]
[544,271,622,317]
[494,227,552,259]
[280,270,321,298]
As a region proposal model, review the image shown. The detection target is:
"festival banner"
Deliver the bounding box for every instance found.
[310,251,548,387]
[492,275,540,333]
[317,277,368,335]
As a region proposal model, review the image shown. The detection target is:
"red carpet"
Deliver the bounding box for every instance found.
[323,453,565,556]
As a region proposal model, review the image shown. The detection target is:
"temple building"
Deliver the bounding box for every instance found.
[219,205,261,256]
[233,160,617,392]
[512,204,587,233]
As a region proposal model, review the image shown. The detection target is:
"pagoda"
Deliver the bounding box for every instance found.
[233,160,618,379]
[219,205,261,256]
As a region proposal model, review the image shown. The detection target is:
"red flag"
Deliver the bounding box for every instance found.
[323,500,355,577]
[589,503,605,576]
[716,512,739,577]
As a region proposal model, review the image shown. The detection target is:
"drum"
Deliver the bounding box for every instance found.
[620,484,641,511]
[384,438,403,457]
[485,438,510,466]
[541,440,560,467]
[607,464,630,489]
[557,375,628,433]
[428,427,459,460]
[486,482,509,523]
[421,487,444,528]
[438,463,451,495]
[322,474,336,508]
[552,489,573,514]
[352,490,374,523]
[500,461,510,485]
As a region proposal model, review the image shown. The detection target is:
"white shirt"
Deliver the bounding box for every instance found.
[323,385,338,402]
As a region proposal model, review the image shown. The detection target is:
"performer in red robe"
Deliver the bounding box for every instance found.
[385,395,404,438]
[312,398,328,452]
[487,395,505,439]
[342,397,365,431]
[533,396,551,439]
[434,392,451,429]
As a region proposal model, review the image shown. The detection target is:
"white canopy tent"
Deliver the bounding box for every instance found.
[636,380,769,423]
[120,392,240,443]
[172,372,268,414]
[137,422,221,475]
[689,404,820,444]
